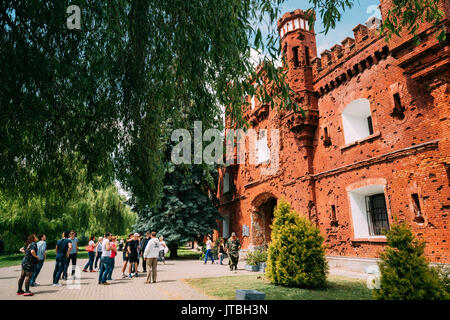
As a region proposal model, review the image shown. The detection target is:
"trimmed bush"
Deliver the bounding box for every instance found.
[266,199,328,288]
[374,222,449,300]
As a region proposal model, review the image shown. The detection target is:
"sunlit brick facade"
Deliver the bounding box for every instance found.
[216,0,450,268]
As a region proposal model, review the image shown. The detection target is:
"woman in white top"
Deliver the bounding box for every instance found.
[83,236,96,272]
[203,236,215,264]
[158,236,167,264]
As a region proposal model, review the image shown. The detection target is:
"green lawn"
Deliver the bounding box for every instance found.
[0,248,90,268]
[184,274,373,300]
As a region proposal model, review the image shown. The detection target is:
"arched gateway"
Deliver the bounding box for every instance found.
[250,192,278,248]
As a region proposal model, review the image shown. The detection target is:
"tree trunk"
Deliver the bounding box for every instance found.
[168,242,178,259]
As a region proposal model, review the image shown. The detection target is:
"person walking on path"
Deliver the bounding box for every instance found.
[17,234,39,296]
[144,232,160,284]
[30,234,47,287]
[63,230,78,280]
[107,236,117,281]
[121,233,132,278]
[203,236,214,264]
[98,232,112,285]
[158,236,167,264]
[218,239,225,265]
[94,236,103,270]
[127,233,140,278]
[226,232,241,271]
[140,231,150,273]
[83,236,96,272]
[52,231,72,286]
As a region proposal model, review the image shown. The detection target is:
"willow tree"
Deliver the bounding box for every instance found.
[0,0,444,208]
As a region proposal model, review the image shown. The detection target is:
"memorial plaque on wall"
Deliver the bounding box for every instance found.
[242,224,250,237]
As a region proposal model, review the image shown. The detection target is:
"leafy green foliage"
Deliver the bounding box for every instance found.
[246,248,268,266]
[1,0,441,210]
[373,222,449,300]
[132,161,221,257]
[381,0,446,44]
[0,185,136,253]
[266,199,328,288]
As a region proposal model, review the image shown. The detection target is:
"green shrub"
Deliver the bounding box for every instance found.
[373,222,449,300]
[266,199,328,288]
[246,248,267,266]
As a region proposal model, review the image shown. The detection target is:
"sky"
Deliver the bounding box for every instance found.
[259,0,381,58]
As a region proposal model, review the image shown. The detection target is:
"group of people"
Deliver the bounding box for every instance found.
[16,230,168,296]
[203,232,241,271]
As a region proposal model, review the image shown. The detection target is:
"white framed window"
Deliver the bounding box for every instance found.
[348,184,390,239]
[223,172,230,194]
[294,19,300,30]
[256,131,270,164]
[287,21,293,32]
[300,19,305,29]
[305,19,309,30]
[342,98,374,144]
[251,96,256,110]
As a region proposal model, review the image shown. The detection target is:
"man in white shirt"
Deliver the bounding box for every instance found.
[143,231,160,284]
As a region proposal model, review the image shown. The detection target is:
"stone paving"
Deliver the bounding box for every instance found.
[0,258,368,300]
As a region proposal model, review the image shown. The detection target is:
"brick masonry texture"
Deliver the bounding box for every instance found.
[216,0,450,263]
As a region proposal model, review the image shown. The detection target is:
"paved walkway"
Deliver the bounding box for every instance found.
[0,258,261,300]
[0,257,369,300]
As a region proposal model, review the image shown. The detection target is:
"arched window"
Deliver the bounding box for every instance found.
[342,98,373,144]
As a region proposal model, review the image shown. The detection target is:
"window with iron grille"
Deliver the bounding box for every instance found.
[365,194,389,236]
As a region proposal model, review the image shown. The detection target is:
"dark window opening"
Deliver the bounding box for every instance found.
[323,127,332,147]
[331,205,338,226]
[305,46,310,66]
[353,64,359,74]
[391,93,405,120]
[367,116,374,135]
[293,46,299,67]
[283,43,287,57]
[382,45,389,56]
[359,60,366,71]
[412,193,424,224]
[365,193,390,236]
[374,51,382,61]
[347,69,353,78]
[367,56,374,66]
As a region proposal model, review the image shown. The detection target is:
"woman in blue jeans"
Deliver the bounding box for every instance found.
[98,232,112,285]
[204,236,214,264]
[83,236,96,272]
[30,234,47,287]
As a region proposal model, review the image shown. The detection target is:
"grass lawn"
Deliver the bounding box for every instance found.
[184,274,373,300]
[0,248,89,269]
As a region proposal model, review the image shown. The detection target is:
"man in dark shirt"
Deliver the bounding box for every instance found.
[127,233,140,278]
[52,231,72,286]
[140,232,150,273]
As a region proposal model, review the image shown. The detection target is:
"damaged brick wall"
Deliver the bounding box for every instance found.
[216,1,449,263]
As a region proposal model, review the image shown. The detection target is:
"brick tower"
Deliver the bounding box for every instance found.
[277,10,319,149]
[277,10,320,224]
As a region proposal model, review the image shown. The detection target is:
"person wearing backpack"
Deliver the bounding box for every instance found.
[52,231,72,287]
[17,234,39,296]
[83,235,97,272]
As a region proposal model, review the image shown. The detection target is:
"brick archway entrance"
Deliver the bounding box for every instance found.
[250,193,277,248]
